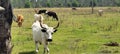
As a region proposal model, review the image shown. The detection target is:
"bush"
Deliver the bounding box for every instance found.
[72,0,79,7]
[24,1,31,8]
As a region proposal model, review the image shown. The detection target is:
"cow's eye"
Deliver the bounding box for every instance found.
[54,29,57,33]
[41,29,46,32]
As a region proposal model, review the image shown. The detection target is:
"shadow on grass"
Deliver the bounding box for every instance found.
[27,27,32,29]
[19,51,37,54]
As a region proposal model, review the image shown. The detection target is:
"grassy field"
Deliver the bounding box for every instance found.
[11,7,120,54]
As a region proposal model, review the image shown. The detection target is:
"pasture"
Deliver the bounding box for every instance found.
[11,7,120,54]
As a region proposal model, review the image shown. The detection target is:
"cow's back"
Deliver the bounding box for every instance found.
[32,21,42,42]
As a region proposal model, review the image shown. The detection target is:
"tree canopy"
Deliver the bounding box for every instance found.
[11,0,120,8]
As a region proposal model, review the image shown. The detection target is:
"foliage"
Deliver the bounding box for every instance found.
[89,0,96,7]
[24,1,31,8]
[71,0,80,7]
[46,2,51,7]
[11,0,120,8]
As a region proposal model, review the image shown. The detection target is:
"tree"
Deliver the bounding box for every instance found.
[115,0,120,6]
[90,0,96,14]
[8,0,120,8]
[67,2,72,7]
[0,0,13,54]
[72,0,79,7]
[24,1,31,8]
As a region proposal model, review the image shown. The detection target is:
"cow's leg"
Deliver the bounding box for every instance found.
[45,15,50,21]
[35,41,39,52]
[46,42,49,54]
[43,42,49,54]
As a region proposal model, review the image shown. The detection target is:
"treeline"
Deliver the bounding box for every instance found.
[11,0,120,8]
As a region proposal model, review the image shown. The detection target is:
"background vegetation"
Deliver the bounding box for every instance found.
[11,7,120,54]
[11,0,120,8]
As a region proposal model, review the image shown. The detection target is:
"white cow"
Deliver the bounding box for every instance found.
[98,9,103,16]
[32,14,59,54]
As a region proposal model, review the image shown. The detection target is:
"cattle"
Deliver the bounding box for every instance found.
[32,14,59,54]
[37,9,59,21]
[98,9,103,16]
[16,14,24,27]
[37,9,47,14]
[72,7,77,10]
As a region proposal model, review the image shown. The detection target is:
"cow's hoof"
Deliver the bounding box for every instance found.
[36,50,39,53]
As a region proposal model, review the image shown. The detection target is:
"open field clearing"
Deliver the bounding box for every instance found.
[12,7,120,54]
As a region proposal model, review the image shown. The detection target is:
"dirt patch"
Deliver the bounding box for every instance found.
[104,41,119,46]
[100,50,112,53]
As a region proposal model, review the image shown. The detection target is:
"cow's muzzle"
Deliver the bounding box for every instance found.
[47,39,52,42]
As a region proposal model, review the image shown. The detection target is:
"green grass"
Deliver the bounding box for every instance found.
[12,7,120,54]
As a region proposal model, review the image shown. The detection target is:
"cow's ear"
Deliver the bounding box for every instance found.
[41,29,46,32]
[54,29,57,33]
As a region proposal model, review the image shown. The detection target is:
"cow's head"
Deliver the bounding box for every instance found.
[40,22,59,42]
[34,9,47,14]
[38,9,47,14]
[17,14,24,27]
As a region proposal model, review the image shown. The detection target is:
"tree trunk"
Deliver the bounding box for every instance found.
[91,0,94,14]
[0,0,13,54]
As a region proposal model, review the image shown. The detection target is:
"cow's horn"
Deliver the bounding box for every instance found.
[40,21,45,29]
[54,22,59,29]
